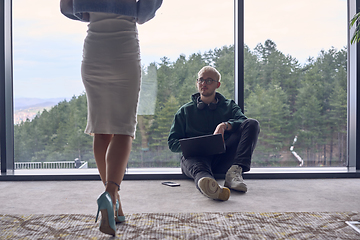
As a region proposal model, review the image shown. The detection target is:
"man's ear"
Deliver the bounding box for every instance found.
[216,82,221,88]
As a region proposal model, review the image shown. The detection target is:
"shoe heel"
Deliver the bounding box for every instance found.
[96,192,116,236]
[95,205,100,223]
[115,199,126,223]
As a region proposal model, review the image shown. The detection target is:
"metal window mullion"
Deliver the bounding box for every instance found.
[0,0,13,173]
[348,0,360,170]
[234,0,244,111]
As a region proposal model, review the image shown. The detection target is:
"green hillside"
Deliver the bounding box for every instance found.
[14,40,347,168]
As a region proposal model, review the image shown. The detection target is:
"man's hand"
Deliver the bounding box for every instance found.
[213,122,230,140]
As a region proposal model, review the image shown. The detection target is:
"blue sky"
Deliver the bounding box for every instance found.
[13,0,347,99]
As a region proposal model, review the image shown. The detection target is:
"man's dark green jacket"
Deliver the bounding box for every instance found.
[168,92,247,153]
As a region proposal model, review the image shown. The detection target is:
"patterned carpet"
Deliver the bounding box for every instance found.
[1,212,360,239]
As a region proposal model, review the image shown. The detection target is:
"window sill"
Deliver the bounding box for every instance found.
[0,167,359,181]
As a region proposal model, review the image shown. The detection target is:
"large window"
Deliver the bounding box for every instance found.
[12,0,235,170]
[2,0,357,175]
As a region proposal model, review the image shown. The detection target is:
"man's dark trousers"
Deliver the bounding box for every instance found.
[180,118,260,189]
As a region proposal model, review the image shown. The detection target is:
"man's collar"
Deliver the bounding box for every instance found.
[191,92,225,102]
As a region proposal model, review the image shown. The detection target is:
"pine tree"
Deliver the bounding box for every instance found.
[150,95,180,149]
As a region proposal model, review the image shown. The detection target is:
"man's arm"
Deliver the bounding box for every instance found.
[226,100,247,131]
[168,110,186,153]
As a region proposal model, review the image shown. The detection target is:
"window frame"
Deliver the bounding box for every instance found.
[1,0,359,180]
[0,0,13,174]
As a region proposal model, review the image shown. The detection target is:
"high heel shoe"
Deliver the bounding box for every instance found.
[95,192,116,236]
[115,199,126,223]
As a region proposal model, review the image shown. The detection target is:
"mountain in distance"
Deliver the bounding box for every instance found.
[14,97,68,124]
[14,97,67,110]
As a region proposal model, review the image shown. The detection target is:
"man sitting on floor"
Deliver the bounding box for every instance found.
[168,66,260,201]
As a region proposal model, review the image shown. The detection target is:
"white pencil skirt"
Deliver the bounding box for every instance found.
[81,13,141,137]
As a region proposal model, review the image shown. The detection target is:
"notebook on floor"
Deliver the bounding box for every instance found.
[179,133,226,158]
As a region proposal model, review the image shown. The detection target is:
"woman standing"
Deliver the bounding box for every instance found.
[60,0,162,236]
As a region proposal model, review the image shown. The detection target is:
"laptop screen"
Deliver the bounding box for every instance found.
[179,134,226,158]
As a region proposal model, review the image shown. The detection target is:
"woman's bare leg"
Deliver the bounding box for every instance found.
[93,134,113,184]
[104,134,133,216]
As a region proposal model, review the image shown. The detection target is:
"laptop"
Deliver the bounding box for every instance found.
[179,133,226,158]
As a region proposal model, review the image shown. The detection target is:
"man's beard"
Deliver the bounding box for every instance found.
[200,89,216,97]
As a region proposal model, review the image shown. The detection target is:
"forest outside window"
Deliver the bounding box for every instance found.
[9,0,348,172]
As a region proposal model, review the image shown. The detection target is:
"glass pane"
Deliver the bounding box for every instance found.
[13,0,91,169]
[13,0,234,169]
[244,0,347,167]
[132,0,234,167]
